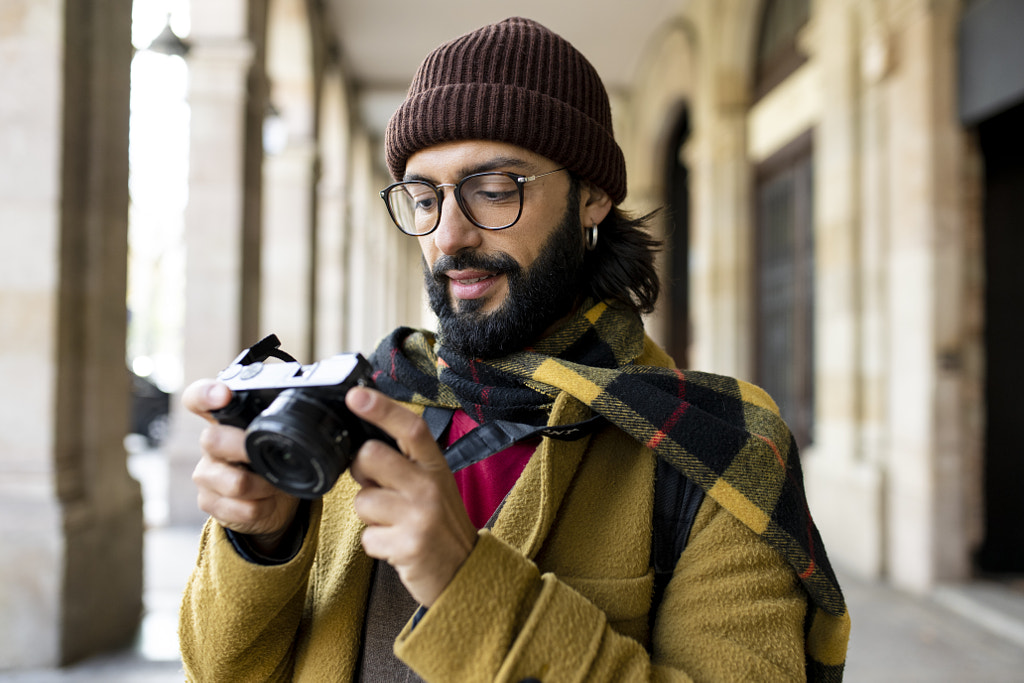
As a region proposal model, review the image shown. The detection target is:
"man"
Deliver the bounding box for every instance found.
[179,16,850,681]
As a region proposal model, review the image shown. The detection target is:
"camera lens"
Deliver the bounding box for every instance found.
[244,388,356,499]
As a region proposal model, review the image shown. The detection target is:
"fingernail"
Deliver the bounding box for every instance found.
[348,386,372,412]
[208,382,229,404]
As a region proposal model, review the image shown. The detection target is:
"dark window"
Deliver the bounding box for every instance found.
[664,107,691,367]
[755,132,814,448]
[754,0,810,100]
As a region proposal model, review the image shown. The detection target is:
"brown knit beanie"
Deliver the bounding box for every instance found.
[385,16,627,204]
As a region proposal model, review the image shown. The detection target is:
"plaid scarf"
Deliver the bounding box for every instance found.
[369,300,849,680]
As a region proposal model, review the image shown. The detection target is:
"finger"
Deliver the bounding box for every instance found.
[348,459,379,490]
[197,487,270,524]
[182,379,233,421]
[350,437,423,493]
[345,387,443,466]
[197,486,299,538]
[198,422,251,466]
[193,453,278,501]
[360,523,418,565]
[352,485,409,527]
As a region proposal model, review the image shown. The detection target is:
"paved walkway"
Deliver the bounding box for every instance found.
[841,569,1024,681]
[2,522,1023,682]
[0,525,199,683]
[2,450,1023,681]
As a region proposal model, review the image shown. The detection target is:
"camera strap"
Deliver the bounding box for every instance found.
[421,407,606,474]
[236,334,299,365]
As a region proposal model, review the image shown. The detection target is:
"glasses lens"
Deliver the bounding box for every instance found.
[386,182,439,235]
[460,174,522,229]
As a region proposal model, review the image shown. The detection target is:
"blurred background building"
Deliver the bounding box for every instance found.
[2,0,1022,671]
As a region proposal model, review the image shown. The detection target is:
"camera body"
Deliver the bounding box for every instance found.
[211,334,392,499]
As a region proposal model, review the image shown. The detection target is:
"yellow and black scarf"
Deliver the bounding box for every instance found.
[369,300,850,680]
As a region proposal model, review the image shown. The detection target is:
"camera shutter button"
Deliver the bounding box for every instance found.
[240,362,264,380]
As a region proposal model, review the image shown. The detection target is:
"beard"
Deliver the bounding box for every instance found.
[424,203,586,360]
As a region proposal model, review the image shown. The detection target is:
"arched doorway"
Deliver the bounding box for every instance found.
[959,0,1024,574]
[976,98,1024,573]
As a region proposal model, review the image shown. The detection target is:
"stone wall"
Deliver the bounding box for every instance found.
[0,0,998,670]
[623,0,982,591]
[0,0,143,668]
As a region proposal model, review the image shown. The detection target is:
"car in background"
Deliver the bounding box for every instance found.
[131,371,170,448]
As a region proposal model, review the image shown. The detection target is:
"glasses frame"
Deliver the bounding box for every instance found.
[379,167,566,236]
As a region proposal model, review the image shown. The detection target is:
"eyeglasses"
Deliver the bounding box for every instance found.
[379,168,567,236]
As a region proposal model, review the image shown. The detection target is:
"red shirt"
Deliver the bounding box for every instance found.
[447,410,537,529]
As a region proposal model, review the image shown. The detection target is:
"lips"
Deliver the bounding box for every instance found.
[447,269,502,300]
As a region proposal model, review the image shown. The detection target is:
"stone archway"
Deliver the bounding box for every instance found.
[626,20,697,357]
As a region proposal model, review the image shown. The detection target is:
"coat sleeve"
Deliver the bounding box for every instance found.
[177,504,322,683]
[395,496,808,683]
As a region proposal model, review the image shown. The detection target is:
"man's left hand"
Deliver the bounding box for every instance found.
[345,386,477,607]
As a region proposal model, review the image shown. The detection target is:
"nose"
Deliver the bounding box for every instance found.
[430,187,482,256]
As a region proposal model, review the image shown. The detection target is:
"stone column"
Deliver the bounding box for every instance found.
[260,139,317,359]
[884,0,970,590]
[813,2,860,464]
[314,73,352,358]
[0,0,142,668]
[343,134,379,353]
[165,2,255,525]
[688,0,757,379]
[690,102,752,379]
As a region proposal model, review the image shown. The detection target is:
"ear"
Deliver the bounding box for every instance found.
[579,182,613,227]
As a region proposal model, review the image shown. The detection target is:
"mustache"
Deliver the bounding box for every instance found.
[430,251,520,282]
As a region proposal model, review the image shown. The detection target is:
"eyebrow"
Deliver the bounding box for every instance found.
[404,156,539,183]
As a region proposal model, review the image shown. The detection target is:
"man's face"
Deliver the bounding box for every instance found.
[405,141,592,358]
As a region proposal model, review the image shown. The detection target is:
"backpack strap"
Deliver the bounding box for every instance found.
[427,405,702,635]
[421,406,604,473]
[650,456,705,632]
[422,406,455,442]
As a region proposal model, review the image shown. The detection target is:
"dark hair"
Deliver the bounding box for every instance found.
[569,176,662,315]
[584,207,662,314]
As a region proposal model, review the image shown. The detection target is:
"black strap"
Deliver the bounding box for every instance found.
[422,406,605,474]
[649,457,704,632]
[239,333,299,364]
[427,405,702,637]
[444,416,605,473]
[422,406,455,442]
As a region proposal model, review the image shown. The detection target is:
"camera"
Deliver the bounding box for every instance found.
[211,334,393,499]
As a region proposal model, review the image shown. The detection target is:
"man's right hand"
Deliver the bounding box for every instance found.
[183,379,301,552]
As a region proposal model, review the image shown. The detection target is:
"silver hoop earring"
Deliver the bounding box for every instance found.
[585,223,599,251]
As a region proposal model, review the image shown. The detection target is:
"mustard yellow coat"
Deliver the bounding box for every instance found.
[179,342,808,682]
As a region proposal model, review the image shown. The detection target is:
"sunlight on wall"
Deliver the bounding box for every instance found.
[127,0,191,393]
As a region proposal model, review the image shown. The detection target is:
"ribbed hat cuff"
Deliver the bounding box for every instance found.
[385,84,626,204]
